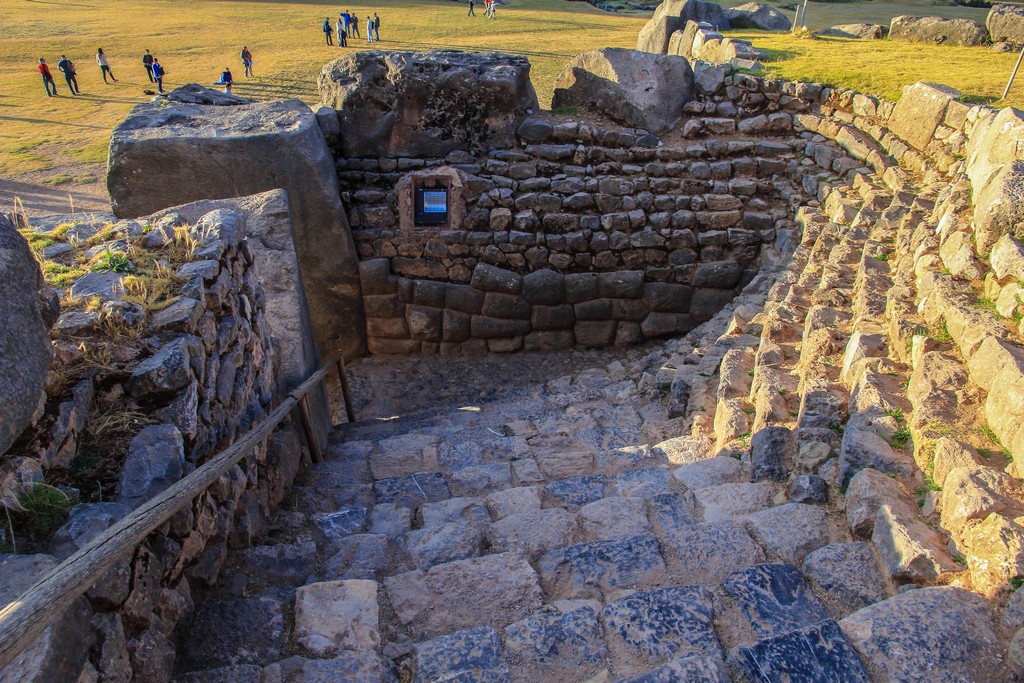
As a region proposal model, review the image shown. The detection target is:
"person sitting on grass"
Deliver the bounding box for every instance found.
[215,67,234,93]
[38,57,58,97]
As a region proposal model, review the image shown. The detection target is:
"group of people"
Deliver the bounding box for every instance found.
[322,10,380,46]
[34,46,255,98]
[467,0,499,18]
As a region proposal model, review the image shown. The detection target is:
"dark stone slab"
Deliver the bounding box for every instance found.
[604,585,721,664]
[400,521,483,569]
[615,654,731,683]
[312,507,369,541]
[802,542,892,610]
[181,587,292,668]
[658,520,765,583]
[737,619,869,683]
[544,474,609,509]
[322,534,395,580]
[413,626,510,683]
[649,492,697,532]
[241,541,317,586]
[271,653,398,683]
[751,426,795,482]
[504,606,607,666]
[789,474,828,504]
[723,563,830,638]
[538,534,667,599]
[373,473,451,508]
[615,467,673,497]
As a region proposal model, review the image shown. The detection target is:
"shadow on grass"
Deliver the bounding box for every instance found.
[378,39,576,58]
[0,115,109,129]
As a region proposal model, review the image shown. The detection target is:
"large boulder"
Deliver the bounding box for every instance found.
[966,106,1024,254]
[889,15,988,46]
[669,20,764,62]
[164,84,252,106]
[887,81,962,152]
[107,95,365,359]
[318,50,538,158]
[724,3,791,31]
[989,4,1024,47]
[638,0,728,54]
[817,23,887,39]
[551,48,694,134]
[0,215,57,456]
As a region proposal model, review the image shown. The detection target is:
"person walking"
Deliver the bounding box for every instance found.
[336,17,346,46]
[373,13,380,41]
[142,49,154,82]
[37,58,58,96]
[468,0,475,16]
[96,48,117,83]
[151,57,165,93]
[240,46,253,77]
[57,54,79,94]
[215,67,234,93]
[323,17,334,45]
[366,14,374,42]
[349,12,361,38]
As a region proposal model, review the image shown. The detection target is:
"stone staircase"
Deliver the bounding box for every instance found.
[173,170,1016,681]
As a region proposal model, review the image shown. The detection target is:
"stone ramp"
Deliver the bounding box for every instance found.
[174,172,1014,681]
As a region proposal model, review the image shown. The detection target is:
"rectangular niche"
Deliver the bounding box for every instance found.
[415,186,449,227]
[397,167,465,233]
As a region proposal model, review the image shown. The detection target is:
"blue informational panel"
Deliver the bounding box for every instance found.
[415,187,449,226]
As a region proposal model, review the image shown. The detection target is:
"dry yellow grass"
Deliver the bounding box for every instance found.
[0,0,1022,183]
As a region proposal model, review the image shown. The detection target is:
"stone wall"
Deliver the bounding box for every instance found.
[0,202,316,683]
[339,68,866,355]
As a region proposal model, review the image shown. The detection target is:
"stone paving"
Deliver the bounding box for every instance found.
[175,168,1018,682]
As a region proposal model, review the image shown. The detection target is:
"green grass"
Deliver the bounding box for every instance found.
[10,483,77,545]
[885,407,905,422]
[889,426,913,449]
[0,0,1022,183]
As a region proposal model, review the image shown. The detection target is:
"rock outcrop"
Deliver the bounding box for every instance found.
[637,0,728,54]
[817,23,887,40]
[669,19,765,63]
[0,215,56,457]
[989,4,1024,47]
[724,2,791,31]
[551,48,694,134]
[889,15,988,46]
[106,96,365,359]
[317,50,538,158]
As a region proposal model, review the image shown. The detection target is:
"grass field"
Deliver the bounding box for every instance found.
[1,0,1023,213]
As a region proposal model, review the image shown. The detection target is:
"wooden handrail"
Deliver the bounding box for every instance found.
[0,349,345,672]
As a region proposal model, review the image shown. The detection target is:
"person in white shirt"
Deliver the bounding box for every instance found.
[96,48,117,83]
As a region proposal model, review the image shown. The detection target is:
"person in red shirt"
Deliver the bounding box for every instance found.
[37,58,57,97]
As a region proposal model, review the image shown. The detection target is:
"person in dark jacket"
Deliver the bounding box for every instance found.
[142,49,154,82]
[37,58,57,96]
[151,57,165,93]
[349,12,361,38]
[373,13,380,41]
[215,67,234,93]
[323,17,334,45]
[240,46,253,77]
[57,54,79,94]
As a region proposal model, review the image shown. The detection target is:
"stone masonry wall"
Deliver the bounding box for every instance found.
[0,208,310,683]
[340,70,861,355]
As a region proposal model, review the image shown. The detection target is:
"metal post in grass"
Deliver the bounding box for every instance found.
[799,0,809,29]
[792,5,802,33]
[1003,46,1024,101]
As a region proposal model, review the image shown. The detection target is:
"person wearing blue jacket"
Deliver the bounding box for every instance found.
[151,58,165,94]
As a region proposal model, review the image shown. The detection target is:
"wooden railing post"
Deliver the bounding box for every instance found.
[297,394,323,463]
[336,357,356,423]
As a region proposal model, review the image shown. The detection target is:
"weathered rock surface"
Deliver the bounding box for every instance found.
[988,4,1024,46]
[117,424,185,508]
[638,0,728,54]
[0,215,55,457]
[887,82,962,152]
[107,97,364,358]
[318,50,537,158]
[839,587,1008,681]
[817,23,887,39]
[551,48,693,134]
[165,84,252,106]
[724,3,791,31]
[736,619,869,683]
[889,15,988,46]
[293,580,380,656]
